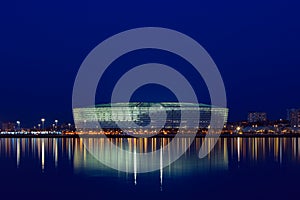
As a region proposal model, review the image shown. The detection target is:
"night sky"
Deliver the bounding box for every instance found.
[0,0,300,127]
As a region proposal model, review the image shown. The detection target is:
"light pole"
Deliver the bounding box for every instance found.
[68,123,71,131]
[236,126,242,134]
[41,118,45,131]
[16,121,20,132]
[52,124,55,131]
[55,120,58,128]
[38,124,41,131]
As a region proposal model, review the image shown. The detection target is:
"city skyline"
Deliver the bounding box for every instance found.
[1,105,300,130]
[1,103,299,128]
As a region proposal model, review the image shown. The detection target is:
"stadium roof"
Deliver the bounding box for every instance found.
[93,102,213,108]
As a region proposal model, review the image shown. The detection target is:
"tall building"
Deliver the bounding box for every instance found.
[248,112,267,123]
[287,109,300,127]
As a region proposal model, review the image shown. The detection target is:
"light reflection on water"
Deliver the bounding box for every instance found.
[1,137,300,185]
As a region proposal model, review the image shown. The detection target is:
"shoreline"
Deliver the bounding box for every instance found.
[1,133,300,138]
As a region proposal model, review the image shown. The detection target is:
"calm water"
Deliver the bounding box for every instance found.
[0,137,300,200]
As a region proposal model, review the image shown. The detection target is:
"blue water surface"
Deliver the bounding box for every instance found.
[0,137,299,200]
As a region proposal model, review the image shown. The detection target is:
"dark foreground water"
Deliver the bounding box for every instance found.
[0,137,300,200]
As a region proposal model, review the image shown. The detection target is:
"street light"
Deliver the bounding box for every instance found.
[16,121,20,131]
[236,126,242,135]
[38,124,41,130]
[54,120,59,131]
[68,123,71,130]
[41,118,45,130]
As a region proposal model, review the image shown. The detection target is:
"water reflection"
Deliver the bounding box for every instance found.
[1,137,300,186]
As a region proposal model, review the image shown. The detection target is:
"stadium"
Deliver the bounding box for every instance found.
[73,102,228,134]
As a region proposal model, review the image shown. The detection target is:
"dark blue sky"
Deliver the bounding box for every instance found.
[0,0,300,127]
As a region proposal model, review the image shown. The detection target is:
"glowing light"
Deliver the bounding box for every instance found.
[17,139,20,168]
[42,139,45,172]
[160,141,163,191]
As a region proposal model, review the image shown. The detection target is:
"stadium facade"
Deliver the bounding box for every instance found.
[73,102,228,133]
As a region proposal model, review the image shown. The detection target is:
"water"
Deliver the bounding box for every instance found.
[0,137,300,199]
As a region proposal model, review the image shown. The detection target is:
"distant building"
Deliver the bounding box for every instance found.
[2,122,16,131]
[287,109,300,127]
[287,109,296,121]
[248,112,267,123]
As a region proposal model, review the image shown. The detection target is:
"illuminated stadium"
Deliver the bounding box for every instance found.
[73,102,228,134]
